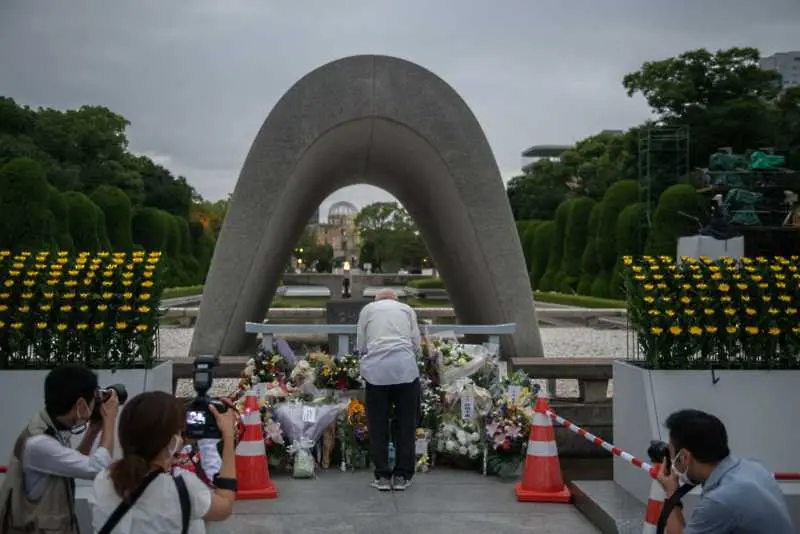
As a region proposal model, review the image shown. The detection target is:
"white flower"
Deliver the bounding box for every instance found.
[456,430,467,443]
[458,446,468,456]
[246,358,255,367]
[251,375,260,384]
[468,445,480,458]
[445,440,457,451]
[243,366,254,378]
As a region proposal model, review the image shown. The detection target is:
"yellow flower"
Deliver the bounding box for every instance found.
[137,306,151,313]
[634,275,645,281]
[689,326,703,336]
[768,327,780,336]
[680,296,690,305]
[736,283,748,290]
[669,326,682,336]
[4,280,14,288]
[0,293,8,299]
[94,322,105,330]
[665,310,675,317]
[684,309,695,316]
[786,308,797,315]
[623,256,633,266]
[11,322,22,329]
[56,323,67,332]
[123,292,133,300]
[135,324,149,333]
[122,280,132,287]
[750,275,763,282]
[141,281,153,288]
[97,304,108,312]
[745,326,759,335]
[116,322,128,330]
[779,295,791,303]
[703,308,714,315]
[768,308,779,316]
[648,309,661,316]
[644,296,655,304]
[79,305,89,312]
[60,305,72,312]
[36,322,47,330]
[644,284,654,291]
[77,323,88,330]
[18,306,29,313]
[102,292,114,300]
[40,304,51,312]
[705,326,718,334]
[717,283,729,292]
[44,292,54,299]
[139,293,151,301]
[745,308,756,316]
[725,326,737,334]
[0,305,6,312]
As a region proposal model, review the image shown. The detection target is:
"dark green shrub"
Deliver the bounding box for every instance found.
[521,220,543,271]
[132,207,170,251]
[610,202,648,298]
[96,206,112,250]
[90,185,133,251]
[63,192,101,252]
[645,184,702,256]
[0,157,54,251]
[48,187,74,252]
[577,204,602,295]
[540,200,572,291]
[530,221,554,290]
[558,197,596,293]
[592,180,638,297]
[407,277,445,289]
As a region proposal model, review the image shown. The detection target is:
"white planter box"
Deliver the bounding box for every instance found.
[0,361,173,473]
[613,361,800,505]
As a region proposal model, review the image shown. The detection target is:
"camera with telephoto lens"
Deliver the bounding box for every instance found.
[90,384,129,423]
[185,355,229,440]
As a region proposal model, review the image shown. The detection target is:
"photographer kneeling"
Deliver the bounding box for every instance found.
[91,391,237,533]
[0,364,119,534]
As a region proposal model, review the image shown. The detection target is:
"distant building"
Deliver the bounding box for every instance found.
[310,201,360,263]
[309,207,320,225]
[520,144,572,173]
[760,51,800,89]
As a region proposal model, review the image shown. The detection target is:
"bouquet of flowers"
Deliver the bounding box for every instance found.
[337,399,370,470]
[274,399,348,478]
[484,400,531,477]
[436,419,483,466]
[419,377,443,431]
[495,369,539,408]
[239,340,292,396]
[314,353,363,392]
[289,359,321,399]
[421,332,497,385]
[440,378,493,424]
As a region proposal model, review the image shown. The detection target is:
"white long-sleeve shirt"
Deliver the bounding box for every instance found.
[23,432,112,499]
[356,299,421,386]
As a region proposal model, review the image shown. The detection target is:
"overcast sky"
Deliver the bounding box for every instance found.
[1,1,797,220]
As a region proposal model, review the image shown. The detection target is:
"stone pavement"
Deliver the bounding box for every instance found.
[207,468,601,534]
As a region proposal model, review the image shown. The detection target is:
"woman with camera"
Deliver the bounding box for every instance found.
[90,391,238,534]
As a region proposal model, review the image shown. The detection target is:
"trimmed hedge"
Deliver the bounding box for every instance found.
[558,197,596,293]
[406,277,445,289]
[132,207,170,251]
[645,184,703,256]
[48,187,74,252]
[521,220,543,271]
[0,158,54,252]
[592,180,638,298]
[610,202,648,298]
[529,221,555,290]
[539,200,572,291]
[577,203,602,295]
[63,191,102,252]
[91,185,133,252]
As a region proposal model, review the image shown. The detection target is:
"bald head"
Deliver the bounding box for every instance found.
[375,288,398,301]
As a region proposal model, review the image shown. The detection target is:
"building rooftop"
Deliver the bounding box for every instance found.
[521,144,573,158]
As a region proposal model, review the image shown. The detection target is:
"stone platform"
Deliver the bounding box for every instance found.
[207,468,601,534]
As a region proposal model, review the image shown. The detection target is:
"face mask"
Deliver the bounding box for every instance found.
[70,400,91,435]
[671,450,693,486]
[168,434,184,458]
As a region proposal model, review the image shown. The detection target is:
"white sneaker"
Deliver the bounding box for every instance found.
[371,478,392,491]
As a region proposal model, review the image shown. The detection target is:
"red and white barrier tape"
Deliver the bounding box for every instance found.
[546,409,800,482]
[546,409,660,479]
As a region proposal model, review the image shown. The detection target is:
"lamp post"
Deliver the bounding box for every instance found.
[342,260,351,298]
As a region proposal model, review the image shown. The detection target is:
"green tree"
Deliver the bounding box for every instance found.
[0,157,54,251]
[577,204,602,295]
[355,202,428,271]
[90,185,133,251]
[646,184,703,256]
[559,197,596,292]
[539,199,572,291]
[506,159,572,220]
[529,221,554,290]
[63,192,102,252]
[611,202,649,298]
[592,180,638,297]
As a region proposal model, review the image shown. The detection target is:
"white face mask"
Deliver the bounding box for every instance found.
[671,449,693,486]
[168,434,184,458]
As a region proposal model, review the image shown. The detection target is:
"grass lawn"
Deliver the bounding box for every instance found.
[162,285,626,309]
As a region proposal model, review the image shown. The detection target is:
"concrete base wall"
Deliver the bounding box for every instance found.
[613,361,800,504]
[0,361,173,469]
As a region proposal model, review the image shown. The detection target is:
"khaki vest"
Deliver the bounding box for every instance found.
[0,410,79,533]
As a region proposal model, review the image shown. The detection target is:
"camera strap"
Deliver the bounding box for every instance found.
[173,475,191,534]
[656,483,695,534]
[98,470,161,534]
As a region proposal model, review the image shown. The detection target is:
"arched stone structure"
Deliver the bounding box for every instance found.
[189,55,544,359]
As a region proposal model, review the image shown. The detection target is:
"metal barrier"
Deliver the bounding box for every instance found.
[244,321,517,357]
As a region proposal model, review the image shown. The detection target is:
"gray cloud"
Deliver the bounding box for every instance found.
[1,0,797,217]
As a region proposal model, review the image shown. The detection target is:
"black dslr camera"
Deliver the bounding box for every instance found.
[647,440,671,474]
[185,355,229,440]
[90,384,129,423]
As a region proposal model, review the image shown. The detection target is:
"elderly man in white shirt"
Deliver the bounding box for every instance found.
[356,288,421,492]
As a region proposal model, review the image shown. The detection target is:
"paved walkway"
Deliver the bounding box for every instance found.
[208,468,600,534]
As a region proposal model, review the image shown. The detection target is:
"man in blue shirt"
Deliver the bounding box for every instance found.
[658,409,795,533]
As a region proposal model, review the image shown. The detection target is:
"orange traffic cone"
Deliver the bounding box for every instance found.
[642,473,665,534]
[235,390,278,499]
[515,394,571,503]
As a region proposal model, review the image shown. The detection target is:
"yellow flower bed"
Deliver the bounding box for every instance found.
[622,255,800,369]
[0,250,164,369]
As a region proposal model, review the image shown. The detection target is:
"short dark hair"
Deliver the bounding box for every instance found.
[44,365,99,416]
[665,409,730,464]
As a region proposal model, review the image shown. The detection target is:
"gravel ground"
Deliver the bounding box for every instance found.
[164,327,628,399]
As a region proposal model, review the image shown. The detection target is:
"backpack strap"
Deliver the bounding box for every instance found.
[98,470,161,534]
[173,475,191,534]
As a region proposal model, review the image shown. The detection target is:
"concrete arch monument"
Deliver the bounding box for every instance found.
[190,55,544,359]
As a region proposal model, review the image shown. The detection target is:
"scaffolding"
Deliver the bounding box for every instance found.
[638,125,691,228]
